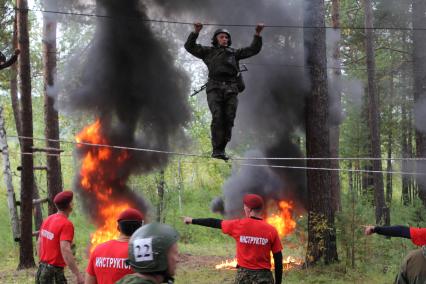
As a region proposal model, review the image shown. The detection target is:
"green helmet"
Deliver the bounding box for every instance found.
[127,222,179,274]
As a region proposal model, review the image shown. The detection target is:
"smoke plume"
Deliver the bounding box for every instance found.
[60,0,191,219]
[147,0,311,216]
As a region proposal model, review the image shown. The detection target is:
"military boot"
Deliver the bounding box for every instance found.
[211,149,229,161]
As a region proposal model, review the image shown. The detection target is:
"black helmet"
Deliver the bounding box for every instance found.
[211,29,232,47]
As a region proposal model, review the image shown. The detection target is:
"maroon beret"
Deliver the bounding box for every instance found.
[53,191,73,205]
[117,208,143,222]
[243,194,264,209]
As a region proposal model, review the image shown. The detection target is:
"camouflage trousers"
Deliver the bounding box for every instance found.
[35,262,67,284]
[234,267,274,284]
[206,80,239,153]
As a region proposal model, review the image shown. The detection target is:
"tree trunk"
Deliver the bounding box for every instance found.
[386,73,394,205]
[17,0,36,269]
[156,171,165,223]
[412,0,426,204]
[10,13,22,144]
[304,0,338,264]
[43,0,63,215]
[363,0,386,224]
[401,104,410,205]
[330,0,342,213]
[0,107,21,242]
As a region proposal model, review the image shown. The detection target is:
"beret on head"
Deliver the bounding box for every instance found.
[117,208,143,222]
[243,194,264,209]
[53,191,73,205]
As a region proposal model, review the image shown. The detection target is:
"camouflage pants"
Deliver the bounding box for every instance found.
[234,267,274,284]
[35,262,67,284]
[206,80,239,152]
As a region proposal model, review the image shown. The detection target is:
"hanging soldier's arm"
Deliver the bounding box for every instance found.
[235,23,264,60]
[184,23,210,59]
[273,251,283,284]
[183,217,222,229]
[60,240,84,284]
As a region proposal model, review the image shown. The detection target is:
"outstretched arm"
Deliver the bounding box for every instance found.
[364,225,411,239]
[236,23,264,60]
[183,217,222,229]
[184,22,209,59]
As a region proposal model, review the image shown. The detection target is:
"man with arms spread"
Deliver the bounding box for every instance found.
[184,22,264,160]
[116,222,180,284]
[36,191,84,284]
[184,193,283,284]
[85,208,143,284]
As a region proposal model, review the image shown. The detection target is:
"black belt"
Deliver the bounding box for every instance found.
[237,265,271,272]
[39,262,64,269]
[209,78,237,84]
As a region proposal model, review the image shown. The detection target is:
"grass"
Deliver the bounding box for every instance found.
[0,186,423,283]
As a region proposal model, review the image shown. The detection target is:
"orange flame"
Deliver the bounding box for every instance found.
[215,256,303,270]
[266,201,296,238]
[76,119,132,252]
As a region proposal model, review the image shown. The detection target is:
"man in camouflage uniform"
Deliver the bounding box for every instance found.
[185,22,264,160]
[395,246,426,284]
[116,223,179,284]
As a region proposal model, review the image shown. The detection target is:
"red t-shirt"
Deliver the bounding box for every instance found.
[221,217,283,270]
[86,240,133,284]
[39,213,74,267]
[410,227,426,246]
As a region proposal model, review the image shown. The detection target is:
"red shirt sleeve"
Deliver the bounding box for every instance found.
[271,229,283,253]
[86,250,96,275]
[221,219,239,238]
[410,227,426,246]
[60,221,74,242]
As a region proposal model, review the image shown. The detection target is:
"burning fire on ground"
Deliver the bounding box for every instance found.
[215,200,303,270]
[76,119,138,252]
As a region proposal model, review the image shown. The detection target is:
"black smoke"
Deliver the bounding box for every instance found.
[61,0,191,220]
[147,0,310,216]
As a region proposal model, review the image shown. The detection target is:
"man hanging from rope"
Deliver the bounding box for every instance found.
[185,22,264,160]
[0,49,20,70]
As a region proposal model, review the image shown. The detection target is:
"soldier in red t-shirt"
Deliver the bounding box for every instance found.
[36,191,84,284]
[85,208,143,284]
[184,194,283,284]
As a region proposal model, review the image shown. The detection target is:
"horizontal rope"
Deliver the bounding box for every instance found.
[8,135,426,162]
[4,6,426,32]
[237,162,426,176]
[2,147,423,176]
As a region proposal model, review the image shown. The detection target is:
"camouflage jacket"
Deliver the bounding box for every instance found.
[395,246,426,284]
[184,32,262,82]
[115,274,156,284]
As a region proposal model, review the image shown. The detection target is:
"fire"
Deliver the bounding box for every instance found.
[216,200,302,270]
[266,201,296,238]
[215,256,303,270]
[76,119,132,252]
